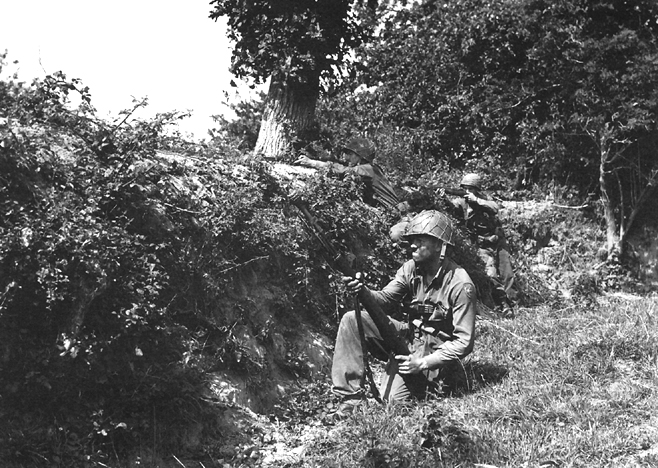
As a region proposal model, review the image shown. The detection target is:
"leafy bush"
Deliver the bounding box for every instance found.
[0,57,424,465]
[0,60,216,464]
[208,91,266,151]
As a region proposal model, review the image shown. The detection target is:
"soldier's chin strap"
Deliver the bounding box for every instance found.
[439,242,448,261]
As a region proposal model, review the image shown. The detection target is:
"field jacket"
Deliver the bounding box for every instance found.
[450,195,502,246]
[361,257,477,370]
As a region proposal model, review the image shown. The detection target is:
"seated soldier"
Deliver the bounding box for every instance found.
[331,210,477,415]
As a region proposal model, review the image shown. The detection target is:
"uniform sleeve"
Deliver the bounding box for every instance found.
[348,164,372,177]
[423,281,477,368]
[362,263,410,308]
[327,162,350,174]
[475,197,499,215]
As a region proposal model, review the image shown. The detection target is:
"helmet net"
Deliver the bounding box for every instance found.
[343,138,375,162]
[403,210,454,245]
[460,173,482,189]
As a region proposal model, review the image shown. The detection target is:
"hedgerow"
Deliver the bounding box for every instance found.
[1,49,599,466]
[0,55,414,465]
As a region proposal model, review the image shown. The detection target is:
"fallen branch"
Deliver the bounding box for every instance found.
[162,202,201,215]
[478,317,542,346]
[603,291,644,301]
[552,202,590,210]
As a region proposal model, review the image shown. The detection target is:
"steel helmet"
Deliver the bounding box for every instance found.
[402,210,454,245]
[342,137,376,162]
[460,173,482,190]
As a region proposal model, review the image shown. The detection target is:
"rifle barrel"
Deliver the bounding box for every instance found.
[290,196,410,356]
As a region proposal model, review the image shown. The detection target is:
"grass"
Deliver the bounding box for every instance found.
[280,294,658,468]
[9,294,653,467]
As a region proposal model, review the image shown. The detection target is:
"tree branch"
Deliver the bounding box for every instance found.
[111,98,149,133]
[478,317,542,346]
[219,255,270,275]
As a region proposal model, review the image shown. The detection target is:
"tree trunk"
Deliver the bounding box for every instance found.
[254,74,319,160]
[598,129,658,260]
[599,147,621,258]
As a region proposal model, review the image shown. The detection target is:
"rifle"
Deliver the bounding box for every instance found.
[436,186,468,198]
[289,193,411,358]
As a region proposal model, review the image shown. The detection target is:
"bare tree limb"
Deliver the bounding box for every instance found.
[219,256,270,275]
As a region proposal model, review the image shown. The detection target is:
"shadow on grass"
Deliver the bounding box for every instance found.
[440,359,509,397]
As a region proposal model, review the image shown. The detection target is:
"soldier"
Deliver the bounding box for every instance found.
[295,137,401,212]
[331,210,477,414]
[444,173,518,317]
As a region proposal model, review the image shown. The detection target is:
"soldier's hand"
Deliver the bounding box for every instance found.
[396,201,411,214]
[342,272,364,294]
[294,155,312,166]
[394,355,429,374]
[464,192,479,204]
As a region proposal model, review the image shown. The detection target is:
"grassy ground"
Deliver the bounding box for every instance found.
[252,294,658,468]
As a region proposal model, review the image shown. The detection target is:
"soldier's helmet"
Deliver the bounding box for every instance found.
[342,137,376,162]
[460,173,483,190]
[402,210,454,245]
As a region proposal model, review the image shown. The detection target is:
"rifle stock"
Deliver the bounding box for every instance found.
[290,194,410,356]
[441,187,468,197]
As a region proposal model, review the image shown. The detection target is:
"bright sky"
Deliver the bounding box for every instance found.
[1,0,263,140]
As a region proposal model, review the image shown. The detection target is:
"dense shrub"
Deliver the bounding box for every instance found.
[0,63,215,464]
[0,59,417,464]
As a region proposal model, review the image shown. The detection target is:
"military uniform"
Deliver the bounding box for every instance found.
[331,211,477,403]
[448,174,518,312]
[329,162,400,212]
[295,137,400,212]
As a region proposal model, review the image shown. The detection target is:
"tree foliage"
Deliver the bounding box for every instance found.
[318,0,658,257]
[542,0,658,256]
[209,0,389,158]
[209,91,266,150]
[319,0,537,172]
[209,0,376,87]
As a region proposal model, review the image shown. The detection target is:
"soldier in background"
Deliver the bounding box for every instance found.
[295,137,401,212]
[443,173,518,317]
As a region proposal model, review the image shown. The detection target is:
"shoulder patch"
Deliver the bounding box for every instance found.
[464,284,475,299]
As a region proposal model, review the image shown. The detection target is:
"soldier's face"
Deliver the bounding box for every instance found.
[341,150,362,166]
[408,235,442,265]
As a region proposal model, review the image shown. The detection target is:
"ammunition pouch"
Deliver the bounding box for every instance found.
[405,302,452,342]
